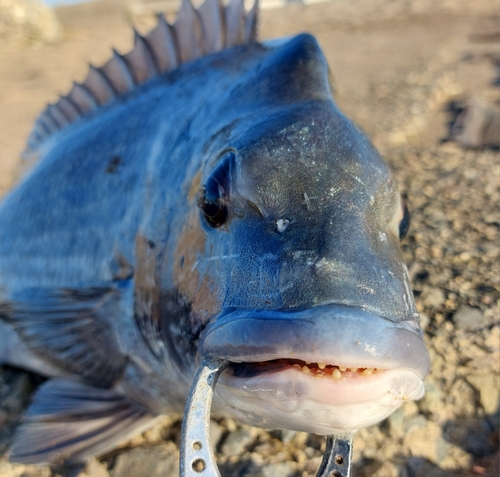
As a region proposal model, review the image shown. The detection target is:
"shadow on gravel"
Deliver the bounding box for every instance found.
[443,414,499,459]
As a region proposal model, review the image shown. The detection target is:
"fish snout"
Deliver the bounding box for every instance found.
[199,305,430,435]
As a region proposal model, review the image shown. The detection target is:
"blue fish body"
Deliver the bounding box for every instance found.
[0,0,429,465]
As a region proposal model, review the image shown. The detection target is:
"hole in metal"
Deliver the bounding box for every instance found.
[192,458,206,472]
[329,471,342,477]
[335,454,344,465]
[192,441,202,451]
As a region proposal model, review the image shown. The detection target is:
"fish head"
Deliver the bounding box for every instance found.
[169,34,430,434]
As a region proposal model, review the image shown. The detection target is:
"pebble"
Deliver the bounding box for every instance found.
[75,458,110,477]
[402,420,448,465]
[420,286,445,308]
[210,420,224,450]
[221,428,253,457]
[419,312,430,330]
[418,379,443,417]
[466,374,500,415]
[452,306,486,330]
[111,443,179,477]
[246,462,295,477]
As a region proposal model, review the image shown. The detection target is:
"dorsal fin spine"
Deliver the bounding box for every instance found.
[198,0,224,54]
[224,0,244,48]
[173,0,203,63]
[25,0,260,156]
[40,114,58,134]
[245,0,259,43]
[100,51,135,94]
[68,83,98,115]
[84,66,116,105]
[47,104,69,128]
[57,96,81,122]
[144,15,179,73]
[124,31,158,85]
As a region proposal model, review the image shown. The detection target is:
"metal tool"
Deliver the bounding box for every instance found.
[179,358,354,476]
[180,357,229,476]
[316,434,353,477]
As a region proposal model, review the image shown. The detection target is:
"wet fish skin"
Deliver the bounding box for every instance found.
[0,2,429,465]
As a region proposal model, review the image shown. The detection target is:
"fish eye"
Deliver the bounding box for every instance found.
[198,152,234,228]
[199,178,228,228]
[399,199,410,240]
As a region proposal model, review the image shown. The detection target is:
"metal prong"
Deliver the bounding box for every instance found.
[315,434,353,477]
[180,357,229,477]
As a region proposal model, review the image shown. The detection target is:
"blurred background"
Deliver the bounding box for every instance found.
[0,0,499,476]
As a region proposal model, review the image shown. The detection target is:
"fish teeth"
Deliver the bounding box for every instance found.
[291,362,379,378]
[331,368,342,380]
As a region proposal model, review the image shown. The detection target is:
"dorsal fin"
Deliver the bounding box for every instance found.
[25,0,259,155]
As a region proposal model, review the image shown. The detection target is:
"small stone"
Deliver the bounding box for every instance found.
[419,312,430,330]
[403,420,448,465]
[247,462,295,477]
[210,419,223,450]
[485,325,500,351]
[466,374,500,415]
[420,286,445,308]
[453,306,486,330]
[76,458,110,477]
[418,378,443,417]
[403,414,427,433]
[221,428,253,456]
[280,429,297,443]
[111,443,178,477]
[0,456,52,477]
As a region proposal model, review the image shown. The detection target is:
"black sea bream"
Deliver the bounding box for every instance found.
[0,0,430,465]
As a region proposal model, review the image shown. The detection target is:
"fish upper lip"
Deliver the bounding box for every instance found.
[198,304,431,379]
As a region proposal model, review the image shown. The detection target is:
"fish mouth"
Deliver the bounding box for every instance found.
[198,305,430,434]
[228,358,383,380]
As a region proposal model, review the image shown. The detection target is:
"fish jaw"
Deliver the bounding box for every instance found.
[199,305,429,433]
[213,367,423,434]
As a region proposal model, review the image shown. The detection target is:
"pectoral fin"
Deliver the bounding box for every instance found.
[1,286,128,387]
[9,379,155,465]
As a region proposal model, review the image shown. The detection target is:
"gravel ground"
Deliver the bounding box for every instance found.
[0,0,498,476]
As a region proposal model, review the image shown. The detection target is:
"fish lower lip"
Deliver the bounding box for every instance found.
[213,365,425,434]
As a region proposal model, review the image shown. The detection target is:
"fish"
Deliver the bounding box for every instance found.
[0,0,430,466]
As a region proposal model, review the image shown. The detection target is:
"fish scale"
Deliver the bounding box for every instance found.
[0,0,429,468]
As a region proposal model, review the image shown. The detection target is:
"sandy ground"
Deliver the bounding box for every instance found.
[0,0,499,476]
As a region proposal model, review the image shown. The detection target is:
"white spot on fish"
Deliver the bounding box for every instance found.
[329,186,341,197]
[379,231,387,242]
[356,284,375,294]
[276,219,290,233]
[364,343,380,356]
